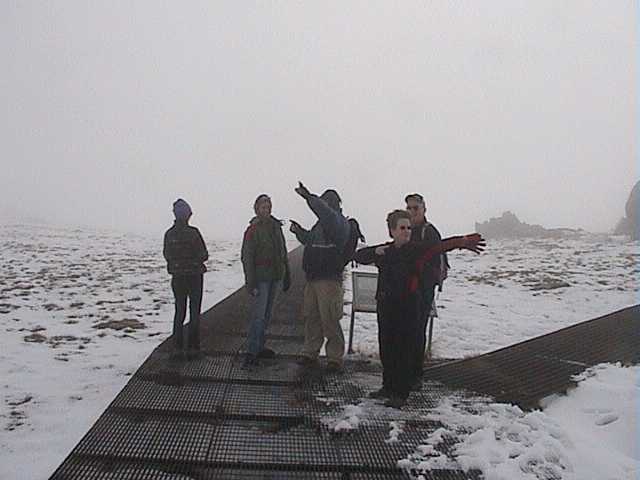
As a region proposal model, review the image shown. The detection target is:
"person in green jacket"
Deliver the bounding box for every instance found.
[241,194,291,366]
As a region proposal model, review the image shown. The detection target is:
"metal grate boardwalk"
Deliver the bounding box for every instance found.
[425,304,640,409]
[50,247,638,479]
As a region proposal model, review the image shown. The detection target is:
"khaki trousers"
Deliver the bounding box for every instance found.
[302,279,345,365]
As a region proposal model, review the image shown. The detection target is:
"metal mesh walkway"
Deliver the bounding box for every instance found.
[49,247,638,479]
[425,304,640,409]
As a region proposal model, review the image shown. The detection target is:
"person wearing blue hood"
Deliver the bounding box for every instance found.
[163,198,208,359]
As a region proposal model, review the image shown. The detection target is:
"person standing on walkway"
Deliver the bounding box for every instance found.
[405,193,449,387]
[241,194,291,367]
[163,198,208,360]
[354,209,484,408]
[290,182,350,373]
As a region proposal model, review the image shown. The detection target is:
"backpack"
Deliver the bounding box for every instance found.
[342,218,366,267]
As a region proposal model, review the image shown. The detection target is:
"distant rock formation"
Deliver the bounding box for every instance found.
[475,211,582,239]
[614,181,640,240]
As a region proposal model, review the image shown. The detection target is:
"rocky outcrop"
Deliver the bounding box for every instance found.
[614,181,640,240]
[475,211,582,239]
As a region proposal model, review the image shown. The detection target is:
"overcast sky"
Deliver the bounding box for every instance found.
[1,1,637,243]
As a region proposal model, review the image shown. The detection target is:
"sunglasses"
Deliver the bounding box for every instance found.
[406,206,422,211]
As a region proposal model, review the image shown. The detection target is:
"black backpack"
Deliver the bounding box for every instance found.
[342,218,365,267]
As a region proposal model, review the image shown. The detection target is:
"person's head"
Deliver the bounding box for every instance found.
[320,189,342,212]
[386,209,412,245]
[405,193,426,225]
[253,194,272,219]
[173,198,192,222]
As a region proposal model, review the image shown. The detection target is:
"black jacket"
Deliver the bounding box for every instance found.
[354,236,463,302]
[163,221,208,276]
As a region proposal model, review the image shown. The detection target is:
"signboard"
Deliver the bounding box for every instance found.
[351,270,378,313]
[347,270,378,353]
[347,269,438,356]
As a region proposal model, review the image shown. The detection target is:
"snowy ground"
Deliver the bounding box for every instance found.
[397,363,639,480]
[0,223,637,479]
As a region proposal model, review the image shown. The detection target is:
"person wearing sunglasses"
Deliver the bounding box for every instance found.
[354,209,485,408]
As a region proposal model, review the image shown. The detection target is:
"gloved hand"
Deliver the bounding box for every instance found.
[289,219,302,234]
[375,245,389,256]
[294,181,312,199]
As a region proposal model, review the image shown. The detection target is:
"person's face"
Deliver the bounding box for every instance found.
[406,198,425,224]
[257,200,272,219]
[390,218,412,245]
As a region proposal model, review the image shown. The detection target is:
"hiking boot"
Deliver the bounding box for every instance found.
[325,362,343,374]
[242,354,259,368]
[258,348,276,359]
[368,387,390,399]
[385,395,407,409]
[410,379,423,391]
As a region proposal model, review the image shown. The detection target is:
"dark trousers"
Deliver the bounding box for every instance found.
[377,305,390,391]
[378,297,421,398]
[413,286,436,378]
[171,274,203,350]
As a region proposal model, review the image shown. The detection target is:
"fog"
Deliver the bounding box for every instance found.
[1,1,636,243]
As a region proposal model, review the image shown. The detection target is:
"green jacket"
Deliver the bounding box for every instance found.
[241,215,290,289]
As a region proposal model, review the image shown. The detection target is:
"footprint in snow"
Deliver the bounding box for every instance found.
[595,413,619,426]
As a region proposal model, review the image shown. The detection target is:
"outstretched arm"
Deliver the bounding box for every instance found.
[414,233,485,270]
[354,243,391,265]
[289,219,311,245]
[294,181,349,247]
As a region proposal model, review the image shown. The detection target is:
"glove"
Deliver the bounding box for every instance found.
[294,181,312,199]
[289,220,301,234]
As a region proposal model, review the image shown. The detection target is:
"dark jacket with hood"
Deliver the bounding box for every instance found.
[293,195,350,281]
[241,215,290,289]
[163,220,208,276]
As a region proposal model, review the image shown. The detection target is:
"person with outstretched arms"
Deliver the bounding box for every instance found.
[354,209,485,408]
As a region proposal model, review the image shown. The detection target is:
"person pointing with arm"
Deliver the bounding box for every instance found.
[290,182,350,373]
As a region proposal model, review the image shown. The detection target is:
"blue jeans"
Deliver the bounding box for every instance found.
[247,280,281,356]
